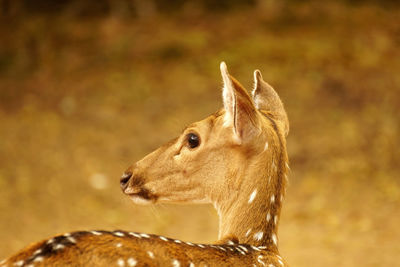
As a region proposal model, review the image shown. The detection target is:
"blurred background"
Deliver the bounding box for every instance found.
[0,0,399,265]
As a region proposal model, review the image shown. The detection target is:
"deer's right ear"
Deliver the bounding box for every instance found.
[220,62,260,144]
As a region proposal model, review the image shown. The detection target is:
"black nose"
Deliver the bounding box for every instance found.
[120,171,132,191]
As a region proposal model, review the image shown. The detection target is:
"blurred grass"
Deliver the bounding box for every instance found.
[0,1,400,266]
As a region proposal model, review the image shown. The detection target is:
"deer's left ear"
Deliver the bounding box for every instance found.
[220,62,260,144]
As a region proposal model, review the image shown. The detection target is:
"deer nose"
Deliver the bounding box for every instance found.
[120,171,132,191]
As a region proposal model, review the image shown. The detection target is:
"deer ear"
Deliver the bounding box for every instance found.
[220,62,260,143]
[252,70,289,136]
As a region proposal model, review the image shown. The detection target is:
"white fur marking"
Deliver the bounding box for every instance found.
[227,240,235,245]
[271,195,275,204]
[33,249,42,255]
[46,238,55,244]
[248,189,257,204]
[245,228,252,237]
[140,233,150,238]
[266,212,271,222]
[90,231,102,236]
[116,243,122,248]
[251,245,261,251]
[254,231,264,241]
[185,242,195,246]
[235,247,246,255]
[218,246,226,251]
[67,236,76,244]
[257,255,266,266]
[147,251,155,259]
[278,259,284,266]
[117,258,125,267]
[197,244,205,248]
[264,142,269,151]
[54,243,65,250]
[172,259,180,267]
[114,231,125,237]
[189,263,195,267]
[174,239,182,244]
[238,245,248,252]
[129,232,141,238]
[33,256,44,263]
[159,236,168,241]
[127,258,137,267]
[272,233,278,245]
[274,215,278,225]
[14,261,24,267]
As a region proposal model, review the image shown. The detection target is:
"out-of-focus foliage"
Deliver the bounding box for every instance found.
[0,0,399,266]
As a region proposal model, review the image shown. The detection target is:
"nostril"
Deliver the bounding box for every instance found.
[120,172,132,190]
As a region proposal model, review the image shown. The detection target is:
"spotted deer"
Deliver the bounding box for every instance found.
[2,62,289,267]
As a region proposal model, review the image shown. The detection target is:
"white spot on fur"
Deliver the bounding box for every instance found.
[235,247,246,255]
[33,249,42,255]
[285,162,290,170]
[46,238,55,244]
[278,259,284,266]
[14,260,24,267]
[185,242,195,246]
[54,244,65,250]
[114,231,125,237]
[248,189,257,204]
[264,142,269,151]
[174,239,182,244]
[270,195,275,204]
[147,251,154,259]
[159,236,168,241]
[257,255,266,266]
[140,233,150,238]
[274,215,278,225]
[254,231,264,241]
[90,231,102,236]
[116,243,122,248]
[268,265,276,267]
[67,236,76,244]
[127,258,137,267]
[227,240,235,245]
[251,246,261,251]
[172,259,180,267]
[266,212,271,222]
[197,244,205,248]
[189,263,195,267]
[238,245,248,252]
[117,258,125,266]
[272,233,278,245]
[33,256,44,263]
[129,232,141,238]
[245,228,252,237]
[217,246,226,251]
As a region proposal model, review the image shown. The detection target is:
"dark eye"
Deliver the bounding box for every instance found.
[187,133,200,149]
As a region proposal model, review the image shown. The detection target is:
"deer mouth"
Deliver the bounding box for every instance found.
[125,186,159,204]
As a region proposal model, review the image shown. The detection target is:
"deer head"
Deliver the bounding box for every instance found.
[120,62,289,246]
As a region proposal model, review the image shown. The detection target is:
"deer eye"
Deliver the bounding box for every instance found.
[187,133,200,149]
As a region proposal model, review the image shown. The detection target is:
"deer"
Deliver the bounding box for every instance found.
[1,62,289,267]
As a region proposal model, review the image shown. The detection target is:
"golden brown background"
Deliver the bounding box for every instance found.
[0,0,399,266]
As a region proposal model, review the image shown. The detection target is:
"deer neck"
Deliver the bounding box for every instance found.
[213,135,287,250]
